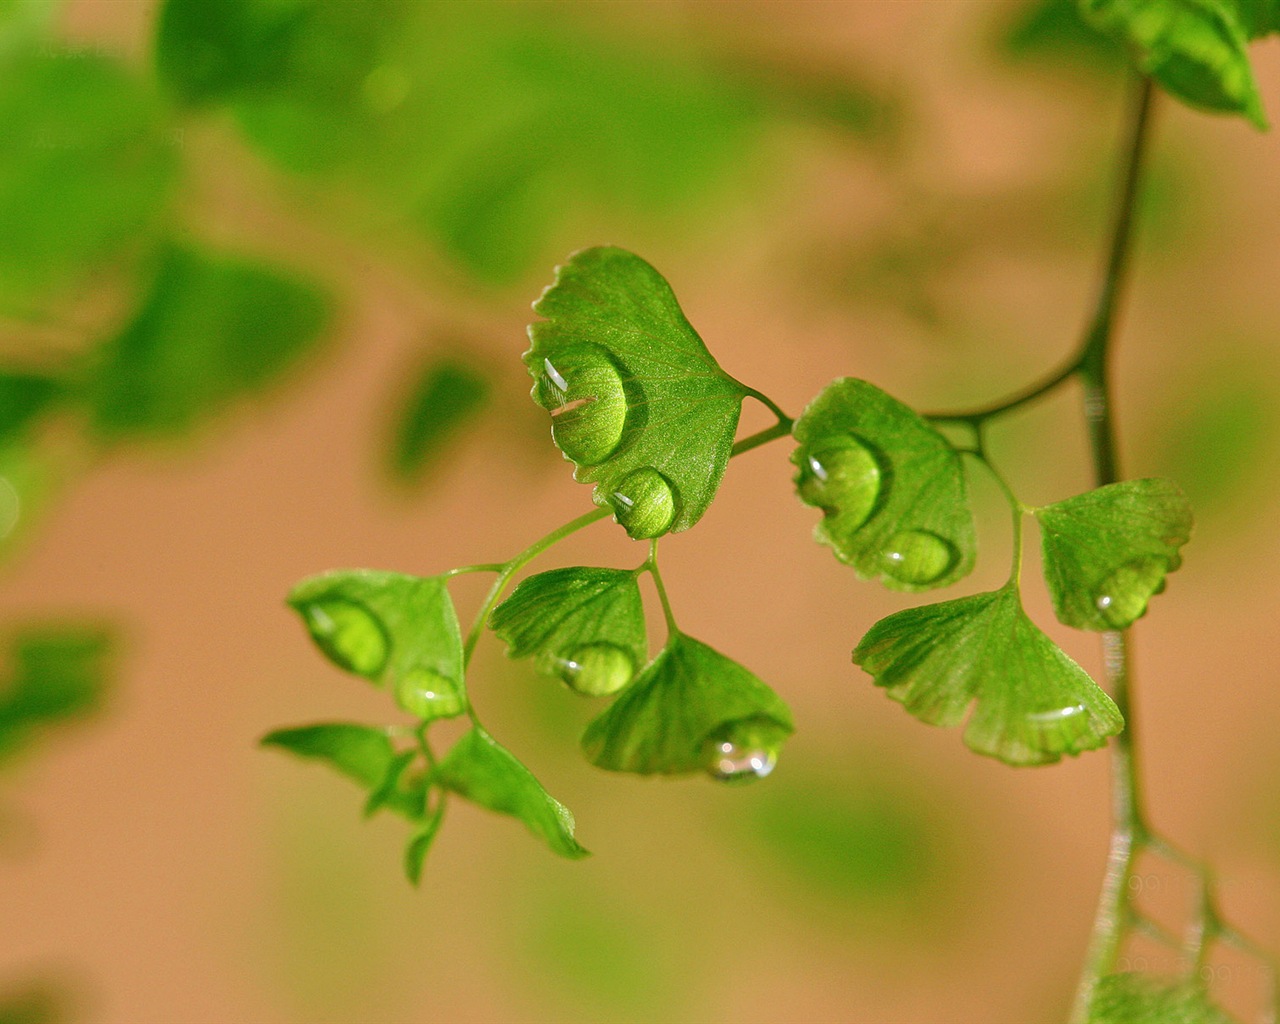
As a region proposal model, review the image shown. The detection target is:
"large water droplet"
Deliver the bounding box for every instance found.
[300,598,389,677]
[537,344,629,466]
[610,467,676,539]
[1094,556,1166,628]
[702,717,787,785]
[881,529,957,585]
[553,643,635,697]
[795,434,881,529]
[394,668,464,720]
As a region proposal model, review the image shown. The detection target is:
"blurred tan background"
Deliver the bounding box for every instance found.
[2,1,1280,1022]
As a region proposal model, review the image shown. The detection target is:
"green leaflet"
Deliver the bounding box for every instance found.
[581,633,793,781]
[1087,973,1234,1023]
[999,0,1125,69]
[1231,0,1280,35]
[386,355,489,487]
[288,570,466,721]
[852,587,1123,765]
[0,626,112,764]
[1037,478,1193,630]
[1077,0,1267,127]
[403,813,443,886]
[261,723,425,820]
[489,567,647,697]
[433,727,587,859]
[792,378,975,591]
[0,371,62,446]
[85,245,331,441]
[526,247,748,539]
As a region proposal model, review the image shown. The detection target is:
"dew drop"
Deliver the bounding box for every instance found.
[394,668,464,720]
[795,434,881,529]
[610,467,676,539]
[554,643,635,697]
[299,597,389,677]
[881,529,958,585]
[537,344,629,466]
[1094,556,1167,628]
[702,717,787,785]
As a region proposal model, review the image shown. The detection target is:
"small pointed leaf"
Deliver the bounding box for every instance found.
[526,247,749,538]
[792,378,975,591]
[288,570,466,721]
[581,633,793,779]
[433,727,588,859]
[489,567,646,696]
[403,812,444,886]
[1037,478,1193,630]
[1087,972,1235,1024]
[853,587,1123,765]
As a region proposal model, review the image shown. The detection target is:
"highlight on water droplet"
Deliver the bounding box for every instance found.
[299,597,390,677]
[794,434,881,529]
[536,344,629,466]
[553,643,635,697]
[1027,704,1086,723]
[701,717,788,785]
[610,467,676,539]
[881,529,958,585]
[394,668,464,720]
[1094,556,1167,628]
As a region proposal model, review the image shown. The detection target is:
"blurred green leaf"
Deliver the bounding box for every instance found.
[999,0,1125,68]
[1036,479,1193,630]
[261,723,425,820]
[853,587,1122,765]
[792,378,975,591]
[490,566,646,697]
[581,633,793,780]
[527,247,748,538]
[0,47,177,308]
[402,812,441,885]
[0,979,65,1024]
[386,355,489,487]
[1087,973,1234,1023]
[0,371,62,446]
[1232,0,1280,35]
[0,626,111,765]
[288,570,466,721]
[1078,0,1266,127]
[433,726,587,859]
[85,245,331,440]
[0,442,51,561]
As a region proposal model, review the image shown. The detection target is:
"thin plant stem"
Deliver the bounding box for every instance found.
[644,539,679,637]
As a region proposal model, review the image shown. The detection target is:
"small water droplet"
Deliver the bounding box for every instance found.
[536,344,629,466]
[702,717,787,785]
[795,434,881,529]
[881,529,957,585]
[395,668,464,720]
[1094,557,1166,628]
[0,478,19,540]
[300,598,390,677]
[610,467,675,538]
[554,643,635,697]
[1027,704,1086,723]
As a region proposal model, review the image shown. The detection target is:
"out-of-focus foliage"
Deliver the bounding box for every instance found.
[385,354,489,488]
[999,0,1126,68]
[0,978,66,1024]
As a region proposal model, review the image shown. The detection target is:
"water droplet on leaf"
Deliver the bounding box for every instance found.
[795,434,881,529]
[554,643,635,697]
[536,344,629,466]
[881,529,957,585]
[394,668,464,719]
[610,467,676,538]
[1094,556,1167,628]
[702,717,787,784]
[299,598,389,677]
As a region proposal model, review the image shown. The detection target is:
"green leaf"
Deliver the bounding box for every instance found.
[0,47,177,307]
[0,371,62,446]
[386,355,489,487]
[1078,0,1267,127]
[489,567,646,697]
[852,587,1123,765]
[1231,0,1280,36]
[1087,973,1235,1023]
[0,627,112,764]
[403,812,443,886]
[86,245,331,440]
[0,441,52,563]
[261,723,425,820]
[433,727,587,859]
[1037,478,1193,630]
[581,633,794,780]
[288,569,466,721]
[792,378,975,591]
[999,0,1125,69]
[526,247,748,538]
